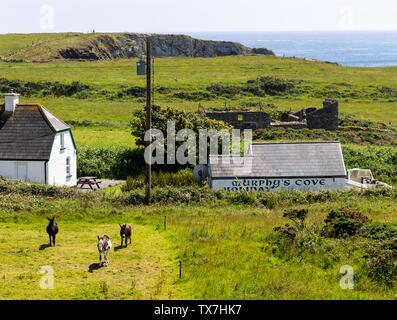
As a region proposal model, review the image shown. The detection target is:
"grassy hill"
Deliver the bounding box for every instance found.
[1,54,397,125]
[1,51,397,148]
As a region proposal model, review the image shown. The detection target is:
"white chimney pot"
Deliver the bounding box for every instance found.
[4,93,19,114]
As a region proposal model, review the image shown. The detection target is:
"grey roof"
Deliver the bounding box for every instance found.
[0,104,70,160]
[209,141,346,178]
[40,106,70,132]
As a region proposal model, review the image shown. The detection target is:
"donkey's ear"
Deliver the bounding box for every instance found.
[97,236,100,241]
[119,224,122,228]
[47,217,51,221]
[53,216,55,220]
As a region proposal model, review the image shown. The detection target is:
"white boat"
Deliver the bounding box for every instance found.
[345,168,393,190]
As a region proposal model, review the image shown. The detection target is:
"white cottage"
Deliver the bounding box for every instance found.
[0,93,77,186]
[208,141,347,192]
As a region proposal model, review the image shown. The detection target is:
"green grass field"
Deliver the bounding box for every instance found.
[0,182,396,300]
[72,126,135,148]
[2,54,397,125]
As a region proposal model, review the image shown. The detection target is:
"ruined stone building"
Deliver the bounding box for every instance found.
[204,99,339,131]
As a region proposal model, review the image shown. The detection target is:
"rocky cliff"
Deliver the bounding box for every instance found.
[3,33,275,62]
[59,34,275,60]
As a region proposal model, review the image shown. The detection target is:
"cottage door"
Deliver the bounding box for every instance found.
[16,162,28,181]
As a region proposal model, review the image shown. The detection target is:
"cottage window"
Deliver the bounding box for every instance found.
[66,156,71,178]
[60,133,65,150]
[238,114,243,121]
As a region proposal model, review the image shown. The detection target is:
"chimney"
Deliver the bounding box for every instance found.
[4,93,19,114]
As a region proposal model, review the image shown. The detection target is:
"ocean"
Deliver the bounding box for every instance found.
[186,31,397,68]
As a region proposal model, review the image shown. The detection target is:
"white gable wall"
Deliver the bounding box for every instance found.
[47,130,77,187]
[0,160,46,184]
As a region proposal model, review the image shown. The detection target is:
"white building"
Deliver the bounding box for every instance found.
[0,93,77,186]
[208,141,347,192]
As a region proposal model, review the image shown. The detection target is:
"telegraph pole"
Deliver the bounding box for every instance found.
[145,36,152,205]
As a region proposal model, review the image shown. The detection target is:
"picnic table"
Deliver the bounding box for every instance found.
[77,177,102,190]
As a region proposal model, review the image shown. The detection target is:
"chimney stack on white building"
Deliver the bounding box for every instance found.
[4,93,19,114]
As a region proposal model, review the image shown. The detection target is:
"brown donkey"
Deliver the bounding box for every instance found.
[119,224,132,248]
[46,217,59,246]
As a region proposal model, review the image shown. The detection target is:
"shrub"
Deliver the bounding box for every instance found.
[363,237,397,286]
[273,209,309,241]
[0,78,93,97]
[321,209,368,238]
[77,146,145,179]
[231,190,258,205]
[206,77,298,98]
[283,209,308,229]
[360,222,397,240]
[122,169,199,191]
[173,91,215,101]
[115,86,146,99]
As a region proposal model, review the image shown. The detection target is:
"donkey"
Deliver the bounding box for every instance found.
[46,217,59,247]
[97,235,112,267]
[119,224,132,248]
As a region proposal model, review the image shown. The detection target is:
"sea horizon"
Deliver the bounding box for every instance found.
[185,31,397,68]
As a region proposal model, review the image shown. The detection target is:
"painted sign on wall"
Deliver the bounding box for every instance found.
[211,177,346,192]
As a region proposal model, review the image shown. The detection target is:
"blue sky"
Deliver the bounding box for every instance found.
[1,0,397,34]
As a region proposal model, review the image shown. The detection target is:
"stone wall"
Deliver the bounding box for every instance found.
[306,99,339,131]
[204,110,271,130]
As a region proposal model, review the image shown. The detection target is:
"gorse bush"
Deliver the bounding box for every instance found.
[363,237,397,286]
[0,78,93,97]
[172,91,215,101]
[206,76,299,98]
[271,205,397,287]
[273,209,309,241]
[321,208,369,238]
[360,222,397,240]
[115,86,146,99]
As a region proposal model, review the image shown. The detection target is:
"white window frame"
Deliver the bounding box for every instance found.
[60,133,65,151]
[66,156,72,178]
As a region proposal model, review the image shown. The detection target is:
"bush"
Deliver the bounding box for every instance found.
[122,169,199,191]
[360,222,397,240]
[77,146,145,179]
[0,78,93,97]
[173,91,215,101]
[115,86,146,99]
[206,77,299,98]
[363,238,397,286]
[321,209,368,238]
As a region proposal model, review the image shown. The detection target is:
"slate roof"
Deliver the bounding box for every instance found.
[0,104,70,160]
[209,141,346,178]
